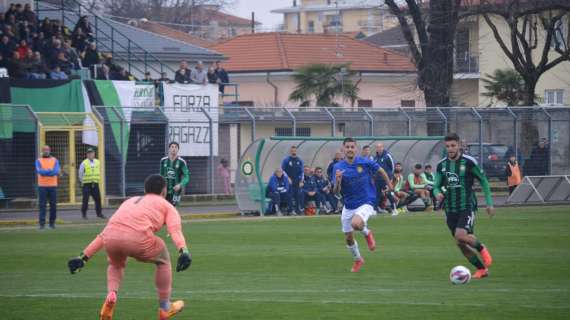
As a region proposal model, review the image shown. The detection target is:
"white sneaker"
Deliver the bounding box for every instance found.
[391,209,399,216]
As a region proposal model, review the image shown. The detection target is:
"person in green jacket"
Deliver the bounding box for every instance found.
[160,142,190,206]
[407,163,431,208]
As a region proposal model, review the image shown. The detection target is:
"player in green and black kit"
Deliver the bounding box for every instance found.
[160,142,190,206]
[434,133,495,279]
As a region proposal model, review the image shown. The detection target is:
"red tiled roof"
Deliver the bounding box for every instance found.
[138,21,216,48]
[211,33,416,73]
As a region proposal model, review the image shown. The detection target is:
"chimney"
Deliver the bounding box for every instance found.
[383,52,389,64]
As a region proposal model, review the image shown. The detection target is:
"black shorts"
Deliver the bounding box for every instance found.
[166,192,181,206]
[445,210,475,236]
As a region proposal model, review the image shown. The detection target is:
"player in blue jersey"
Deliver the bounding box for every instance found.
[333,138,393,272]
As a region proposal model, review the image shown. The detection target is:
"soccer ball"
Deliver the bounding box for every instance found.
[449,266,471,284]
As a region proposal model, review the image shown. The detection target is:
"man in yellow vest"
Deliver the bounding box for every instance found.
[506,152,522,195]
[35,145,60,229]
[79,147,105,219]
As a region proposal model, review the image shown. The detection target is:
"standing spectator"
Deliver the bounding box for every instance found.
[528,138,550,176]
[506,152,522,195]
[35,145,60,229]
[14,3,24,22]
[31,32,47,54]
[4,4,16,21]
[281,145,304,215]
[266,168,292,215]
[82,42,100,76]
[142,71,153,82]
[71,27,89,53]
[190,61,207,85]
[49,65,67,80]
[96,64,111,80]
[158,71,170,82]
[207,65,218,84]
[22,4,36,24]
[78,148,105,219]
[217,158,231,195]
[373,143,395,213]
[18,20,33,43]
[215,60,229,94]
[407,163,432,210]
[300,166,318,215]
[74,16,94,39]
[40,18,53,39]
[174,60,190,83]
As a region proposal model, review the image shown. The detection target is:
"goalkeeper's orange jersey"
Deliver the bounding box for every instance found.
[104,194,187,250]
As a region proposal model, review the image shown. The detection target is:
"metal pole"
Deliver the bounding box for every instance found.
[471,108,484,166]
[362,108,374,136]
[25,105,41,160]
[244,107,255,143]
[506,107,518,163]
[399,107,412,136]
[541,107,553,175]
[284,107,296,136]
[324,107,336,137]
[436,107,448,135]
[201,107,215,194]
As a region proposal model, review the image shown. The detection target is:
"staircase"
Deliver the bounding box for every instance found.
[34,0,176,77]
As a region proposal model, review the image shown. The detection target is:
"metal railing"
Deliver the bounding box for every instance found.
[35,0,176,76]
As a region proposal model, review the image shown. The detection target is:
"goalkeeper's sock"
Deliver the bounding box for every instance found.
[468,255,486,270]
[107,265,124,293]
[361,226,370,237]
[347,241,362,261]
[472,240,484,252]
[159,300,170,312]
[155,262,172,304]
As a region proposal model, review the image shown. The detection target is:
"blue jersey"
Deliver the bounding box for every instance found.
[332,156,380,209]
[281,156,304,182]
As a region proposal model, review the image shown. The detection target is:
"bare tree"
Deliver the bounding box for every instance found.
[474,0,570,105]
[385,0,463,107]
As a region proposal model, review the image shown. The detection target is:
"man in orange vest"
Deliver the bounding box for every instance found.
[506,152,522,194]
[35,145,60,229]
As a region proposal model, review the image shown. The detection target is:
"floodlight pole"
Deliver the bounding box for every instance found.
[324,107,336,137]
[506,107,518,163]
[201,107,215,194]
[284,108,296,136]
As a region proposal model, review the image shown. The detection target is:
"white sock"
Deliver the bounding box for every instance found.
[347,241,361,261]
[361,226,370,236]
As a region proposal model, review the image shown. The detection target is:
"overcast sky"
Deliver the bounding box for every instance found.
[229,0,292,28]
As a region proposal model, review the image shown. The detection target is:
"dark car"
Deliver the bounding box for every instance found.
[466,143,510,180]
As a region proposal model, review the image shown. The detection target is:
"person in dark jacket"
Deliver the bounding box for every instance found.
[373,143,396,213]
[266,168,292,215]
[327,151,344,181]
[299,166,318,214]
[207,65,218,84]
[215,60,229,94]
[281,145,304,215]
[82,42,100,74]
[174,60,190,84]
[527,139,550,176]
[314,166,336,213]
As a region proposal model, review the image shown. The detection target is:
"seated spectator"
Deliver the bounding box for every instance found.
[266,168,292,215]
[391,165,409,213]
[53,51,73,75]
[40,18,53,39]
[299,165,318,214]
[96,64,112,80]
[49,65,67,80]
[190,61,207,85]
[7,51,26,79]
[4,4,16,21]
[207,65,218,84]
[0,54,8,71]
[49,38,64,66]
[14,3,24,22]
[215,60,229,94]
[174,60,190,83]
[422,164,437,209]
[360,145,373,161]
[0,35,16,59]
[158,71,170,82]
[31,32,47,53]
[28,51,47,79]
[82,42,100,75]
[407,163,432,209]
[314,166,336,214]
[63,39,81,69]
[71,27,89,53]
[16,39,29,60]
[116,68,132,81]
[18,21,33,43]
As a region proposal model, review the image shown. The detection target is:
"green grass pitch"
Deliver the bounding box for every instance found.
[0,206,569,319]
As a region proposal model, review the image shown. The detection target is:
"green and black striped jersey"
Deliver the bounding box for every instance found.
[160,156,190,195]
[433,154,493,214]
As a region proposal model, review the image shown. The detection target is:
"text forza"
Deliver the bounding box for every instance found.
[172,95,212,112]
[169,126,210,144]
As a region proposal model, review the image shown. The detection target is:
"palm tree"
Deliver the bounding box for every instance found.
[482,69,527,106]
[289,63,360,107]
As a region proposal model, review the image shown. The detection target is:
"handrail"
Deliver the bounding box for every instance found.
[35,0,175,75]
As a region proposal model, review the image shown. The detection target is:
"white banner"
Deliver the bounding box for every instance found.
[162,83,219,157]
[114,81,156,123]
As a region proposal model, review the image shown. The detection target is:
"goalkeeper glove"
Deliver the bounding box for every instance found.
[176,248,192,272]
[68,252,89,274]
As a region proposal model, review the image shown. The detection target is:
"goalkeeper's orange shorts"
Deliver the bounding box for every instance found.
[101,227,168,267]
